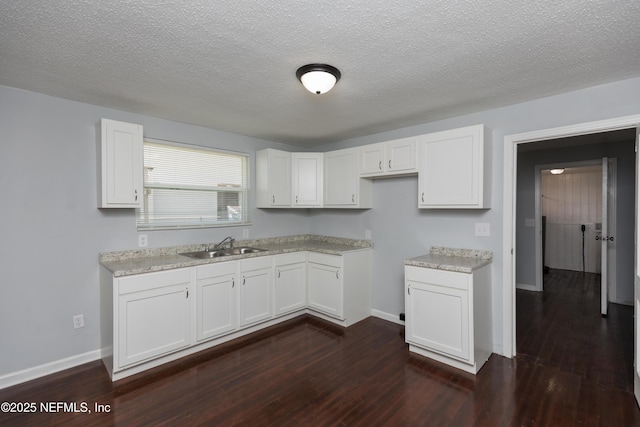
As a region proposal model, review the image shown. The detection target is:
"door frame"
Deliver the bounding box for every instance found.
[502,114,640,358]
[530,160,617,295]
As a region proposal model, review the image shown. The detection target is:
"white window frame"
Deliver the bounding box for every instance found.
[136,138,251,230]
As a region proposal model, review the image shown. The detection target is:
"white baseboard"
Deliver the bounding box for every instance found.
[371,309,404,325]
[0,349,101,390]
[516,283,540,292]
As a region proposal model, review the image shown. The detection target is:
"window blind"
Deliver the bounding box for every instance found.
[136,141,249,229]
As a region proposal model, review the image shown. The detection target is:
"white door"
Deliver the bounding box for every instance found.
[601,157,609,316]
[634,127,640,406]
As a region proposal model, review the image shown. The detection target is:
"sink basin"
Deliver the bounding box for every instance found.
[180,247,266,259]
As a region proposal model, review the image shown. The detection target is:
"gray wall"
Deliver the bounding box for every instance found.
[1,75,639,379]
[312,76,640,354]
[0,86,310,377]
[516,140,636,304]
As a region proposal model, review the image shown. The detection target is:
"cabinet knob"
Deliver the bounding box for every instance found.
[296,195,298,203]
[277,269,281,278]
[272,195,275,204]
[186,288,189,298]
[378,160,382,170]
[232,277,235,288]
[134,189,138,201]
[352,194,355,203]
[336,270,339,279]
[388,160,391,169]
[421,192,424,203]
[243,276,246,285]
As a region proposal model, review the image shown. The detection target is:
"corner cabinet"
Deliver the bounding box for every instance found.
[359,137,418,178]
[418,124,491,209]
[292,153,323,207]
[256,149,292,207]
[274,252,307,316]
[405,264,492,374]
[98,118,143,208]
[323,148,372,208]
[307,250,372,326]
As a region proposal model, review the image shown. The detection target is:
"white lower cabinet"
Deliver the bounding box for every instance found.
[238,257,274,327]
[307,250,372,326]
[115,268,193,369]
[274,252,307,316]
[405,264,492,374]
[101,249,372,381]
[307,254,343,319]
[196,261,237,342]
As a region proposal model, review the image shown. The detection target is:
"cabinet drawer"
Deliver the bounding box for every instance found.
[405,266,469,291]
[118,268,192,295]
[274,252,307,266]
[307,252,342,268]
[196,261,236,280]
[239,256,273,271]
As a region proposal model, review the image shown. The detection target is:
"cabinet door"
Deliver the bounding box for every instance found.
[324,148,358,206]
[406,277,470,361]
[268,150,292,207]
[292,153,323,206]
[307,262,343,319]
[196,264,236,342]
[418,125,488,208]
[239,259,273,327]
[385,137,417,174]
[99,119,143,208]
[359,143,385,176]
[118,283,191,368]
[274,260,306,316]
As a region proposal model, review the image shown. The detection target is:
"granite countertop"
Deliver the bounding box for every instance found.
[404,246,492,273]
[100,234,371,277]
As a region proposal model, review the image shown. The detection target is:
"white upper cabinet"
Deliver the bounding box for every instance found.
[359,137,418,177]
[292,153,323,207]
[418,124,491,209]
[98,118,143,208]
[324,148,372,208]
[256,149,292,208]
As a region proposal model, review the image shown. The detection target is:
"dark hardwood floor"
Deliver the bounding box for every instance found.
[1,269,638,426]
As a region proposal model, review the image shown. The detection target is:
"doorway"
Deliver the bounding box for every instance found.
[503,117,639,359]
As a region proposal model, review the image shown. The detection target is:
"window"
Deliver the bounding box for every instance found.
[136,140,249,230]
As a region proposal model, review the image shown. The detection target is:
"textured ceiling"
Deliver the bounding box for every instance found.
[1,1,639,147]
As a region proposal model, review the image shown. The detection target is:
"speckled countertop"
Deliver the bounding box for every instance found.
[100,235,371,277]
[404,246,492,273]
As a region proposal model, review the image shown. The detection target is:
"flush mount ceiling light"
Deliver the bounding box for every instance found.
[550,168,565,175]
[296,64,341,95]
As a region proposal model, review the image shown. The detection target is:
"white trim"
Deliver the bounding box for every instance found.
[516,283,539,292]
[371,309,405,325]
[503,114,640,359]
[0,350,101,390]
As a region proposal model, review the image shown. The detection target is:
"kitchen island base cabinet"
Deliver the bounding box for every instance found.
[307,250,372,327]
[405,264,492,374]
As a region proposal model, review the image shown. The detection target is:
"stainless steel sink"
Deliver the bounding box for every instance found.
[180,247,266,259]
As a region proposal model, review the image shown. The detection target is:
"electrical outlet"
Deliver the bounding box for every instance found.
[73,314,85,329]
[475,223,491,237]
[138,234,148,247]
[243,229,249,238]
[365,229,372,239]
[525,218,535,227]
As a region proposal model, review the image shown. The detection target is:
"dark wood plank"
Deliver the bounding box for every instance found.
[1,269,638,426]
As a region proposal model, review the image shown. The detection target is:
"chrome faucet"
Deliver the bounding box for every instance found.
[214,236,235,250]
